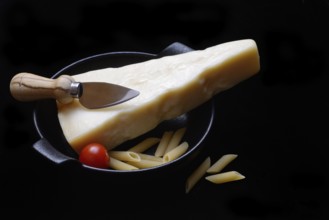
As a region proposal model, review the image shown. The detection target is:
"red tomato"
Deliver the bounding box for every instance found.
[79,143,110,169]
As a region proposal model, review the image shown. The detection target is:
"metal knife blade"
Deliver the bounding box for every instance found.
[10,73,139,109]
[71,82,140,109]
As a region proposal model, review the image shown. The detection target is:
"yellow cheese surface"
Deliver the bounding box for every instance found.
[57,39,260,153]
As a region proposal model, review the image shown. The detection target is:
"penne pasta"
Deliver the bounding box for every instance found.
[109,157,139,171]
[207,154,238,174]
[128,137,160,153]
[137,153,163,162]
[109,151,141,162]
[164,127,186,154]
[163,141,189,162]
[205,171,245,184]
[154,131,174,157]
[128,159,163,169]
[185,157,211,194]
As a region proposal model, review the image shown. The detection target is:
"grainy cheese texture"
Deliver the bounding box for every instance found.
[57,39,260,153]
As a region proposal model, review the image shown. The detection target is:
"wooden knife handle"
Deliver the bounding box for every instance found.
[10,72,75,104]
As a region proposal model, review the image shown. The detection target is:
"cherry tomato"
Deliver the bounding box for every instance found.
[79,143,110,169]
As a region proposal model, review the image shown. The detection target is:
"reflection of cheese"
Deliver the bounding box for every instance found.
[58,39,260,153]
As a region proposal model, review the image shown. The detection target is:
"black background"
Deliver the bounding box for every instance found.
[1,0,329,219]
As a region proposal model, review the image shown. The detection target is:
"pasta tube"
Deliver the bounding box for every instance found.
[128,159,163,169]
[109,151,141,162]
[185,157,211,194]
[207,154,238,174]
[154,131,174,157]
[137,153,163,162]
[205,171,245,184]
[109,157,139,171]
[163,141,189,162]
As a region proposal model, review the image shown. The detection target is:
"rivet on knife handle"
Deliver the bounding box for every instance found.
[9,72,75,105]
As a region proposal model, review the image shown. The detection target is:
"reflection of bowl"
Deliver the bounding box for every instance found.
[32,42,215,179]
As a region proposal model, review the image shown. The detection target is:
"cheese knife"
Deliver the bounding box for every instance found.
[10,72,140,109]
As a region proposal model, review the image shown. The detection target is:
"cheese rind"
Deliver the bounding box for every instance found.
[57,39,260,153]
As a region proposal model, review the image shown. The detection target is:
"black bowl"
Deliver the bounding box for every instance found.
[32,42,215,180]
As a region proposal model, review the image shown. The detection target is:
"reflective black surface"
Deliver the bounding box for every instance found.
[1,0,329,218]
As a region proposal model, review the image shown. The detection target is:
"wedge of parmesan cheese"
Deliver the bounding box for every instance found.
[57,39,260,153]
